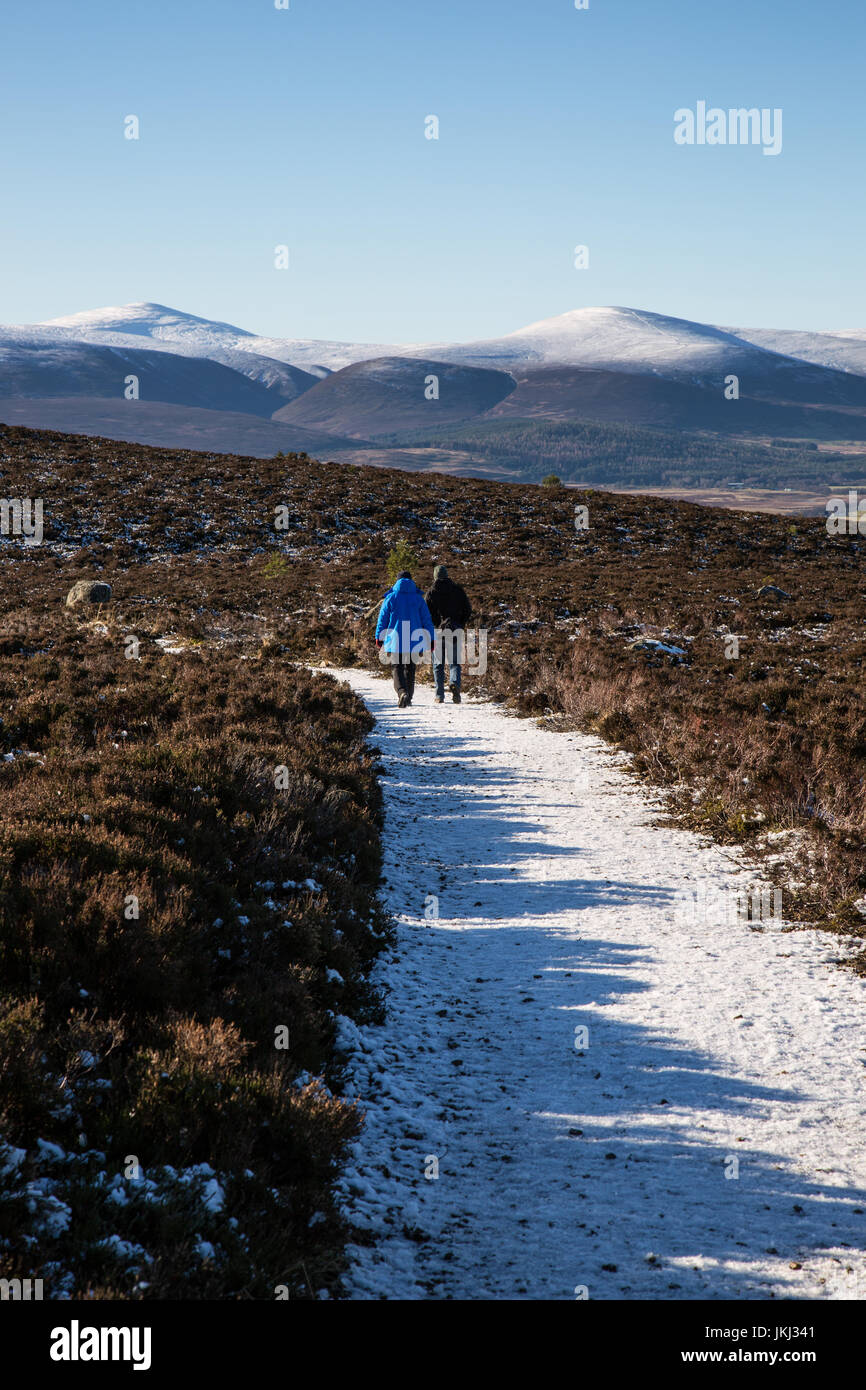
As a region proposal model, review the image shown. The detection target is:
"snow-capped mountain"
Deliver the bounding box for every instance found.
[0,322,317,407]
[408,306,866,404]
[40,302,396,376]
[42,302,250,342]
[411,306,755,373]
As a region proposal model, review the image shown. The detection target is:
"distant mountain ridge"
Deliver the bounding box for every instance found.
[32,299,866,379]
[1,301,866,480]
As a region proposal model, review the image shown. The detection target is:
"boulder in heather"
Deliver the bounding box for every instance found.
[65,580,112,609]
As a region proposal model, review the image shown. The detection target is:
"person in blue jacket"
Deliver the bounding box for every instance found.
[375,570,435,707]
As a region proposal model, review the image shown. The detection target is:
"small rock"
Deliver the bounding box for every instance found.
[756,584,790,600]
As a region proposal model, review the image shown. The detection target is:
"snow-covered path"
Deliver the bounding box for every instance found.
[329,669,866,1301]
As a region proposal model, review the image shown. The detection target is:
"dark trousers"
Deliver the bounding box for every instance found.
[392,661,416,702]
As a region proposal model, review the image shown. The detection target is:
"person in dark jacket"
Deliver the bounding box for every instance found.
[425,564,472,704]
[375,571,435,707]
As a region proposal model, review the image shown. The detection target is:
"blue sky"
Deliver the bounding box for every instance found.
[1,0,863,340]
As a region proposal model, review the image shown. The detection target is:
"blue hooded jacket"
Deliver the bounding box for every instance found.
[375,576,435,658]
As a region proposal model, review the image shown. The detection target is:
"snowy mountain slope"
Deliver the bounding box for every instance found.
[0,336,280,415]
[330,668,866,1301]
[412,306,866,407]
[42,301,256,343]
[415,306,756,372]
[41,302,397,376]
[724,326,866,379]
[6,320,318,404]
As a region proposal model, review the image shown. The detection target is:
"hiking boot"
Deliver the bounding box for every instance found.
[397,692,408,708]
[434,694,444,704]
[451,690,461,704]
